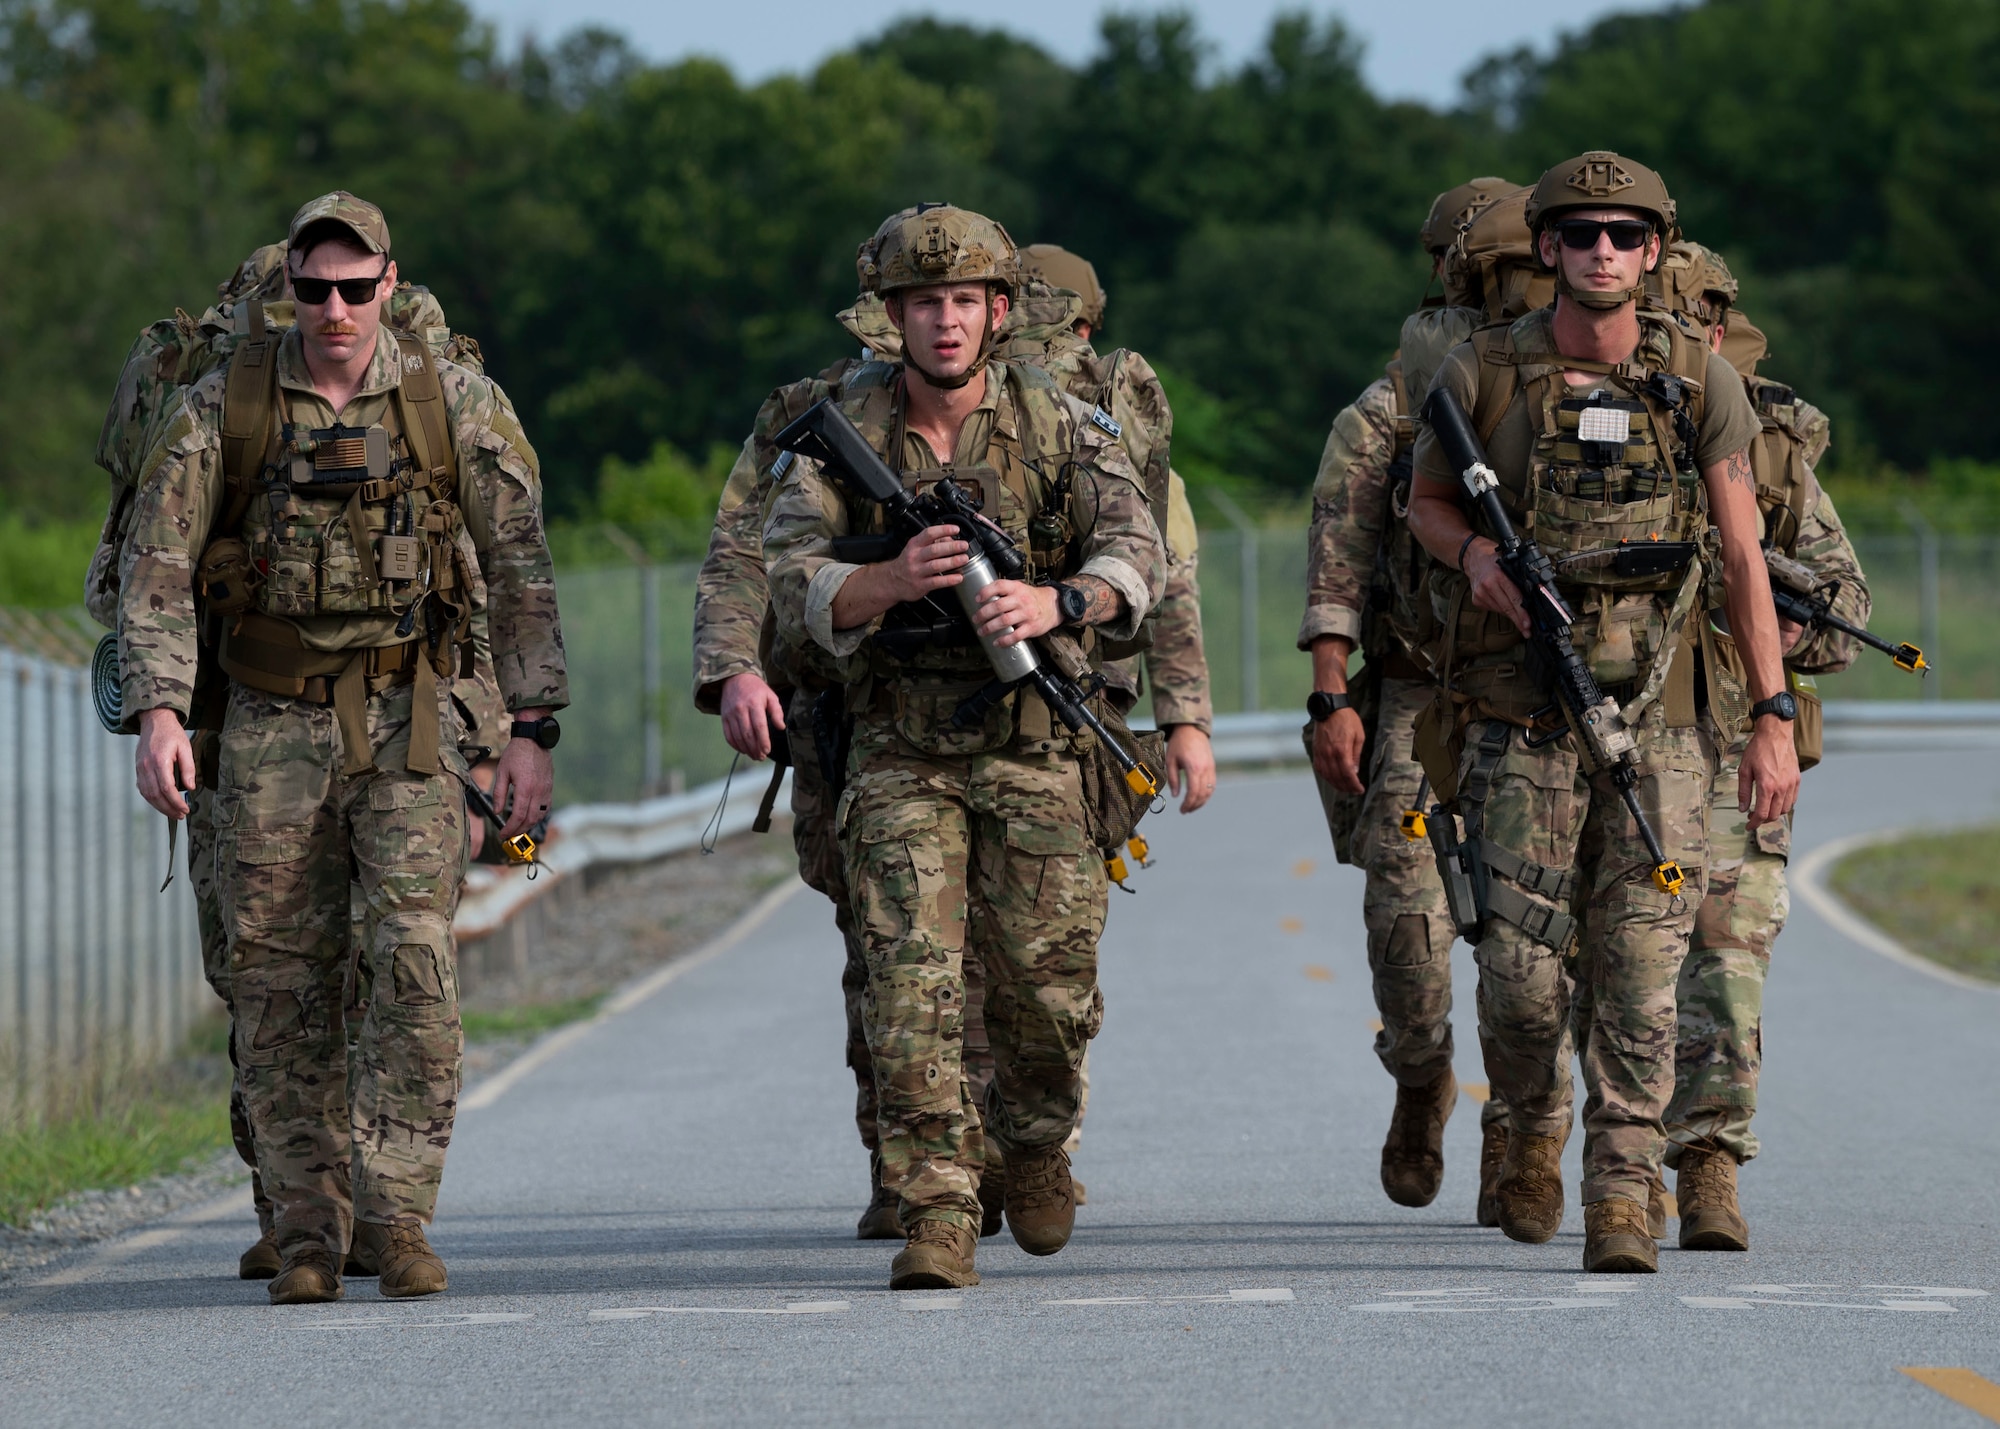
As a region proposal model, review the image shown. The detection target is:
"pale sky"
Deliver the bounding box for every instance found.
[466,0,1673,106]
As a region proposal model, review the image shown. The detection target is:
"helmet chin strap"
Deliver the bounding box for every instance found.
[1555,269,1645,312]
[903,303,995,392]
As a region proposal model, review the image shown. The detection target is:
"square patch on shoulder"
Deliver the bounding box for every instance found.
[1576,406,1632,444]
[1090,407,1122,439]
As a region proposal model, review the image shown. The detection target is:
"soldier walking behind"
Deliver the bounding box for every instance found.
[1300,177,1514,1216]
[1407,153,1798,1272]
[764,207,1166,1289]
[122,193,566,1304]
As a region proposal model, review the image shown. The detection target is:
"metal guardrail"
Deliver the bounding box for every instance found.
[0,650,207,1117]
[1187,702,2000,766]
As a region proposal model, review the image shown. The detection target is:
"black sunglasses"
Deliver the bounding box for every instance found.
[291,261,388,306]
[1554,219,1653,252]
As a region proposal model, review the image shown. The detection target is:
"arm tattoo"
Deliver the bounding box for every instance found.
[1723,448,1754,490]
[1071,575,1124,626]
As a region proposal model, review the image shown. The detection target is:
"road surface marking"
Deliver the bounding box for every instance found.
[1368,1018,1384,1032]
[1900,1369,2000,1424]
[590,1300,850,1320]
[1861,1286,1989,1298]
[1280,917,1303,934]
[1303,965,1333,981]
[1045,1288,1294,1307]
[1573,1280,1637,1293]
[464,878,802,1111]
[1357,1290,1612,1314]
[304,1313,531,1329]
[1683,1294,1957,1313]
[1292,859,1316,877]
[1795,831,2000,995]
[899,1297,963,1311]
[1460,1081,1490,1102]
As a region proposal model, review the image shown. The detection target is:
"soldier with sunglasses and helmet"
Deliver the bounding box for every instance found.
[1406,153,1798,1272]
[120,191,567,1305]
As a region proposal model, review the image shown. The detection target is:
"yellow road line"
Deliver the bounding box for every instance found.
[1901,1368,2000,1423]
[1303,965,1333,982]
[1461,1081,1490,1102]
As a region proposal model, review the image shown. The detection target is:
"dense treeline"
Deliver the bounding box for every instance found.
[1,0,1995,532]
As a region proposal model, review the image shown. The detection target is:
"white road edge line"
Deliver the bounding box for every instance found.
[1793,830,2000,995]
[462,874,804,1112]
[0,1185,254,1320]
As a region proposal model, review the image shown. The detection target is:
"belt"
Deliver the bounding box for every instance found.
[219,614,439,777]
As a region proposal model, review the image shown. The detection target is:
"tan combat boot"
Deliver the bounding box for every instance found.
[857,1157,902,1241]
[1493,1129,1566,1244]
[1003,1145,1077,1256]
[1381,1069,1457,1208]
[889,1217,980,1290]
[239,1231,282,1280]
[1583,1196,1658,1273]
[1645,1164,1670,1240]
[977,1156,1007,1239]
[1475,1121,1508,1228]
[268,1245,343,1305]
[1676,1146,1750,1251]
[352,1220,449,1298]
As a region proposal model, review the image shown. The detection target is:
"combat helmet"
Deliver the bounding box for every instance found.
[1018,243,1105,328]
[1421,176,1515,257]
[1526,151,1677,309]
[863,204,1020,297]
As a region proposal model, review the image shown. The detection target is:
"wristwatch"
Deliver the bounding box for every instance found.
[1749,692,1798,723]
[1306,691,1353,723]
[511,715,562,749]
[1053,581,1090,626]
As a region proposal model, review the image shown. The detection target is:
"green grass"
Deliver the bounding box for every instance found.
[1830,827,2000,983]
[0,1025,235,1227]
[460,994,605,1043]
[0,515,101,608]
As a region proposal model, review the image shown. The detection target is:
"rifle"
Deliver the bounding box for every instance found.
[1764,548,1928,676]
[772,399,1160,799]
[1423,386,1685,899]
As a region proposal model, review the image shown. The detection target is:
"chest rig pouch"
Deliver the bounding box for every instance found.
[844,366,1087,759]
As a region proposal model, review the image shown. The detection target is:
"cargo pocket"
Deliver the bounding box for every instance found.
[1004,817,1091,922]
[849,802,948,951]
[228,830,312,923]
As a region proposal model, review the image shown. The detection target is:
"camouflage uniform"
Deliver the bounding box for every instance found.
[119,323,565,1263]
[1666,419,1865,1167]
[1412,308,1763,1207]
[764,356,1166,1235]
[93,255,507,1243]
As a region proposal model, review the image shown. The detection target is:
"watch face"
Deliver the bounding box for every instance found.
[1059,585,1088,622]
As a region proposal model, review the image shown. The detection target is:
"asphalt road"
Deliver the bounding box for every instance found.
[4,751,1997,1428]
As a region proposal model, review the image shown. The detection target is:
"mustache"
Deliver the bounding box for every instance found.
[315,322,361,336]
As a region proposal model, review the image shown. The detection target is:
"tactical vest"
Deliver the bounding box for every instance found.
[196,301,476,776]
[832,359,1094,758]
[1426,309,1713,724]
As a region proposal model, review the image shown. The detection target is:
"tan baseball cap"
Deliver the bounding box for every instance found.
[287,191,391,255]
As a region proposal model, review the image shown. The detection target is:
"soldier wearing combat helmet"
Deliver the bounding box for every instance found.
[1300,176,1513,1219]
[1407,152,1798,1272]
[764,205,1166,1290]
[122,191,567,1304]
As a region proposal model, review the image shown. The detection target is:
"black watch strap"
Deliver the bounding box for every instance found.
[511,716,562,749]
[1750,692,1798,722]
[1307,691,1353,722]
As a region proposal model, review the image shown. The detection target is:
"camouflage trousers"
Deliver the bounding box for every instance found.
[1313,677,1502,1126]
[1461,704,1714,1205]
[217,678,469,1263]
[1665,755,1790,1167]
[840,720,1106,1234]
[786,695,1042,1177]
[187,781,272,1235]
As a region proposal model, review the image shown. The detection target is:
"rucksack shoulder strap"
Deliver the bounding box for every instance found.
[392,330,454,489]
[1468,326,1522,448]
[218,303,279,532]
